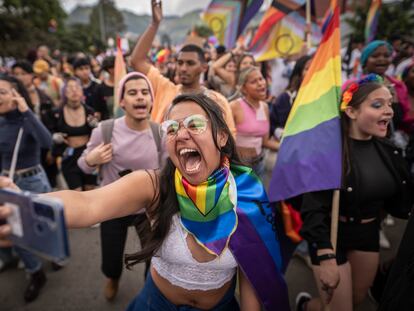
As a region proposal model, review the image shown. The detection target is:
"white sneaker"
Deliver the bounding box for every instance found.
[379,230,391,249]
[384,215,395,226]
[295,292,312,311]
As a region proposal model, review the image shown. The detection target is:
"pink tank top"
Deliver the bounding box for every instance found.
[235,98,269,155]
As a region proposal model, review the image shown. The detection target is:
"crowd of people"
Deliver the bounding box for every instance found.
[1,1,414,310]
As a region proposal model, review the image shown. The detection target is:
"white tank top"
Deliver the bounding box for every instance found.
[152,215,238,291]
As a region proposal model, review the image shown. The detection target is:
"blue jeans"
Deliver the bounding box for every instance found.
[12,166,51,273]
[126,272,239,311]
[252,155,266,179]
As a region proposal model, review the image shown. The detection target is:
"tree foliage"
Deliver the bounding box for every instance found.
[345,0,414,42]
[193,24,214,38]
[88,0,126,45]
[0,0,67,57]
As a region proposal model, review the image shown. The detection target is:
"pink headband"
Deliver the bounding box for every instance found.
[117,71,155,105]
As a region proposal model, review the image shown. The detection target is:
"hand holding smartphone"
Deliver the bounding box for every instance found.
[0,189,70,262]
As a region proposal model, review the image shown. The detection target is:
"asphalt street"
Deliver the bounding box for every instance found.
[0,151,406,310]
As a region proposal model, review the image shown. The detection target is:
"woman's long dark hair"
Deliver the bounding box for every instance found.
[286,55,313,92]
[340,81,385,179]
[125,93,241,268]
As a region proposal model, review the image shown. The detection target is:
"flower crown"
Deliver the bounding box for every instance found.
[340,74,384,111]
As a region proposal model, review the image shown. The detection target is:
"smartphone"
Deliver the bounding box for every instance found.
[0,189,70,262]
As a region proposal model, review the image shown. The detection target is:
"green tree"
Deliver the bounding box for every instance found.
[193,24,214,38]
[88,0,126,46]
[345,0,414,43]
[0,0,67,57]
[58,23,104,54]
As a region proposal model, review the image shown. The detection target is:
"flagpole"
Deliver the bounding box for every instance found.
[330,190,340,251]
[306,0,311,49]
[324,189,340,311]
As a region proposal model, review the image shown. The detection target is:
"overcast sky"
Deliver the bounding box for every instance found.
[60,0,214,16]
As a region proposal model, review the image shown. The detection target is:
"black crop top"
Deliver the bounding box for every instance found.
[347,138,397,218]
[54,105,95,137]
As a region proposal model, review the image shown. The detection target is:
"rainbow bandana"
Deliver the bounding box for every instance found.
[174,157,237,256]
[175,158,290,310]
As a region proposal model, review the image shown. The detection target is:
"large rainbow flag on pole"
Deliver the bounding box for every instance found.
[201,0,263,48]
[268,0,342,202]
[365,0,381,43]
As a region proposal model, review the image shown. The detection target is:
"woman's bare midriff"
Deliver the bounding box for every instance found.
[151,267,233,310]
[66,135,89,148]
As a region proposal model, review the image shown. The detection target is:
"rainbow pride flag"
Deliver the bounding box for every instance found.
[248,0,305,54]
[201,0,263,48]
[250,10,321,61]
[268,0,342,202]
[365,0,381,43]
[113,36,127,118]
[229,164,289,310]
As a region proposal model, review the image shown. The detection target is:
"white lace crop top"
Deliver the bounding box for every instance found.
[151,215,238,291]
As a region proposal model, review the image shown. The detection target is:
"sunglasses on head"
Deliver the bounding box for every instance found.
[160,114,209,139]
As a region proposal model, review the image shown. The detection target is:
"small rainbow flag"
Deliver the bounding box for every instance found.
[365,0,381,43]
[268,0,342,202]
[113,36,127,118]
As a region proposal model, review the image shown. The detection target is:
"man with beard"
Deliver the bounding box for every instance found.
[130,0,235,136]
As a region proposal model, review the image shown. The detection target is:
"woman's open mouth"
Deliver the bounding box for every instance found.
[179,148,202,173]
[377,119,389,131]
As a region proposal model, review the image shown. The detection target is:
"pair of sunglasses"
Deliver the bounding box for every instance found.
[160,114,209,139]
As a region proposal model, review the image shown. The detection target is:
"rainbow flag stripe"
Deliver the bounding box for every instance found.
[176,163,289,310]
[175,160,236,255]
[269,0,342,202]
[249,0,305,51]
[229,165,289,311]
[365,0,381,43]
[250,10,321,62]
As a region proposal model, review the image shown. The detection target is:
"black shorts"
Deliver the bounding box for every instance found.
[309,219,380,266]
[61,146,97,189]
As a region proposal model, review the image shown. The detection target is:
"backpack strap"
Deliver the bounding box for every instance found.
[100,119,115,144]
[149,121,162,167]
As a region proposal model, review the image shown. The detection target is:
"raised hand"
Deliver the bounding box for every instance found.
[151,0,163,25]
[11,88,29,113]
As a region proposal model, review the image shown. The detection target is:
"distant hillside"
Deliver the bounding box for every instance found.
[66,6,205,43]
[66,5,264,44]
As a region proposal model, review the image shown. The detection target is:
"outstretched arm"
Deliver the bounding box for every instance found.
[130,0,163,74]
[48,170,156,227]
[0,170,157,235]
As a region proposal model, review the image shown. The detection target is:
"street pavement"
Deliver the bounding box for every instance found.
[0,151,407,310]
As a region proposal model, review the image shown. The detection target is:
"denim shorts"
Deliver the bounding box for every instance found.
[126,272,239,311]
